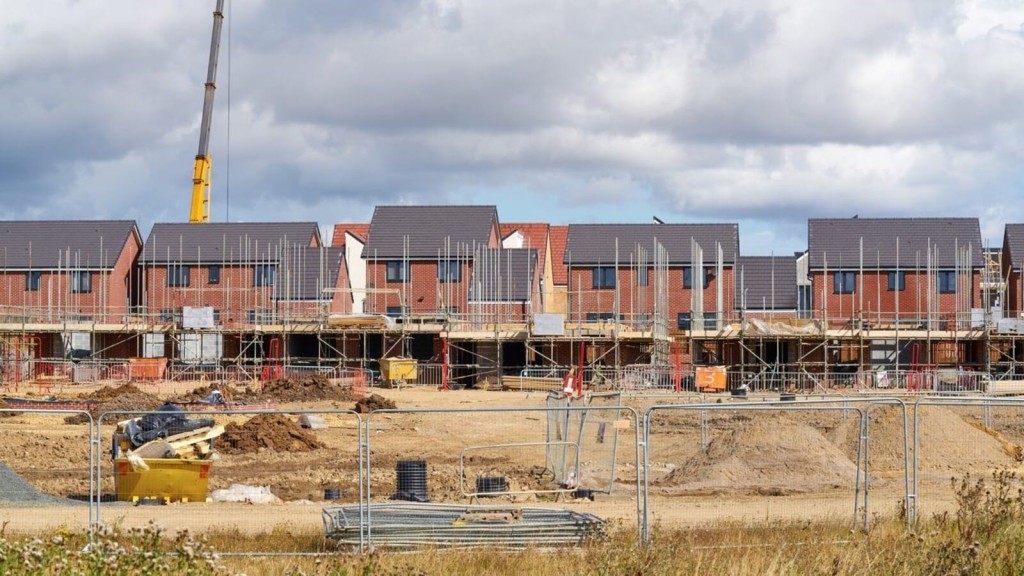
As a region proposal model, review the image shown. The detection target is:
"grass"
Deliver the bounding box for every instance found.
[6,470,1024,575]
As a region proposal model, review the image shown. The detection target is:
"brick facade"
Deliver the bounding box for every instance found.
[809,269,982,324]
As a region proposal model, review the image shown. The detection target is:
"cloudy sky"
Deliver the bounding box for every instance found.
[2,0,1022,254]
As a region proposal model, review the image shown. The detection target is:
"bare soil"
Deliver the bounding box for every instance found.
[218,414,326,455]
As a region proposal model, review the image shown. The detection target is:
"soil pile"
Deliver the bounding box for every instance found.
[354,394,396,414]
[173,383,257,403]
[261,375,352,402]
[82,383,147,401]
[656,413,860,494]
[218,414,325,454]
[64,389,163,425]
[0,397,15,418]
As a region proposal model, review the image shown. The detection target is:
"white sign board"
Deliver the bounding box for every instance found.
[182,306,215,329]
[143,333,165,358]
[179,333,223,364]
[532,313,565,336]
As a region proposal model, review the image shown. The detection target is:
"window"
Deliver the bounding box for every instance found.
[25,271,41,291]
[887,271,905,291]
[592,267,616,289]
[254,264,276,287]
[677,312,692,330]
[937,271,957,294]
[167,265,190,287]
[71,271,91,293]
[638,266,649,287]
[386,261,409,283]
[208,265,220,284]
[703,312,718,330]
[386,306,409,318]
[437,260,461,283]
[833,271,856,294]
[585,312,617,322]
[683,268,710,289]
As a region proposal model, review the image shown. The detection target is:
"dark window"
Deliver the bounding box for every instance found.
[248,309,274,323]
[213,309,221,323]
[887,271,905,291]
[677,312,692,330]
[386,261,409,283]
[438,260,461,283]
[25,271,41,291]
[386,306,409,318]
[683,268,711,289]
[71,271,92,293]
[159,308,180,323]
[585,312,616,322]
[937,271,957,294]
[208,265,220,285]
[703,312,718,330]
[833,271,856,294]
[592,267,616,289]
[254,264,276,287]
[638,266,649,287]
[167,265,190,288]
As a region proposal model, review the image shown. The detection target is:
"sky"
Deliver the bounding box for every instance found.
[1,0,1022,255]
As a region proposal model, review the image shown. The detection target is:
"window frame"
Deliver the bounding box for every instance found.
[166,264,191,288]
[208,265,220,285]
[592,266,616,289]
[386,260,410,283]
[887,271,905,292]
[25,271,41,292]
[637,266,649,287]
[833,271,856,294]
[937,270,957,294]
[254,264,277,287]
[437,260,461,283]
[683,267,710,289]
[71,270,92,294]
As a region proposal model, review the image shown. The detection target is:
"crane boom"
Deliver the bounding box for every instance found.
[189,0,225,223]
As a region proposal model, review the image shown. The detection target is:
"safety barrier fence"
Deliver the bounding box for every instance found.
[3,394,1024,553]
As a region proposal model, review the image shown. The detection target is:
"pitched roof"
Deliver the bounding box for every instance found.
[331,223,370,248]
[735,256,798,310]
[362,205,498,259]
[139,222,320,263]
[274,247,344,301]
[549,225,570,285]
[0,220,139,269]
[563,223,739,265]
[807,218,983,269]
[1004,224,1024,270]
[500,223,549,251]
[469,248,537,302]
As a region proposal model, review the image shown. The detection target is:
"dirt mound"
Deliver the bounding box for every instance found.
[0,397,15,418]
[260,375,352,402]
[83,383,148,401]
[64,391,163,425]
[354,394,396,414]
[218,414,326,455]
[657,413,860,493]
[173,383,257,403]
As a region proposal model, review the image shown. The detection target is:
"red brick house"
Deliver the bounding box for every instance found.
[361,206,503,319]
[1002,224,1024,317]
[735,255,799,319]
[563,223,739,330]
[807,218,983,328]
[139,222,324,328]
[331,223,371,314]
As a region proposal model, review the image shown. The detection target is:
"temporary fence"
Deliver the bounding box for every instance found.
[94,408,364,554]
[362,400,642,549]
[5,392,1024,554]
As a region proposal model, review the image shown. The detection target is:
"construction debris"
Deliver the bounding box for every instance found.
[210,483,282,504]
[299,414,328,430]
[261,375,353,402]
[64,389,163,425]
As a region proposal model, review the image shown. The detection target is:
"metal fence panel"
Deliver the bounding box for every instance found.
[0,409,94,540]
[95,408,364,554]
[364,402,641,550]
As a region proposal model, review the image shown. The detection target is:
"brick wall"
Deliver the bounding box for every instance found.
[565,265,736,327]
[364,260,473,315]
[143,264,275,327]
[809,269,982,324]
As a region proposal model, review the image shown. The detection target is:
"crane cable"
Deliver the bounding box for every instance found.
[225,0,232,222]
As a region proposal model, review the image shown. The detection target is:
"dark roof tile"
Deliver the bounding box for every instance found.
[808,218,983,269]
[564,223,739,265]
[362,205,498,259]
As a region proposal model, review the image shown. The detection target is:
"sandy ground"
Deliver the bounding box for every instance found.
[2,383,1022,539]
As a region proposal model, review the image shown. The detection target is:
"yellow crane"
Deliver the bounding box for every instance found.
[189,0,225,223]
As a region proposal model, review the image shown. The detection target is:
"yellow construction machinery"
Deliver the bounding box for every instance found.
[189,0,225,223]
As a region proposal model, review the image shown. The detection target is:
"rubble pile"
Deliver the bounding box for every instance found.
[261,375,353,402]
[64,389,162,425]
[353,393,397,414]
[115,404,223,460]
[84,383,148,401]
[218,414,326,454]
[174,383,257,404]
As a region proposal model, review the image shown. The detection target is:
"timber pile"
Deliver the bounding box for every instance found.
[114,408,224,462]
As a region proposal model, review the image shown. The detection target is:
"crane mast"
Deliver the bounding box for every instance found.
[189,0,225,223]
